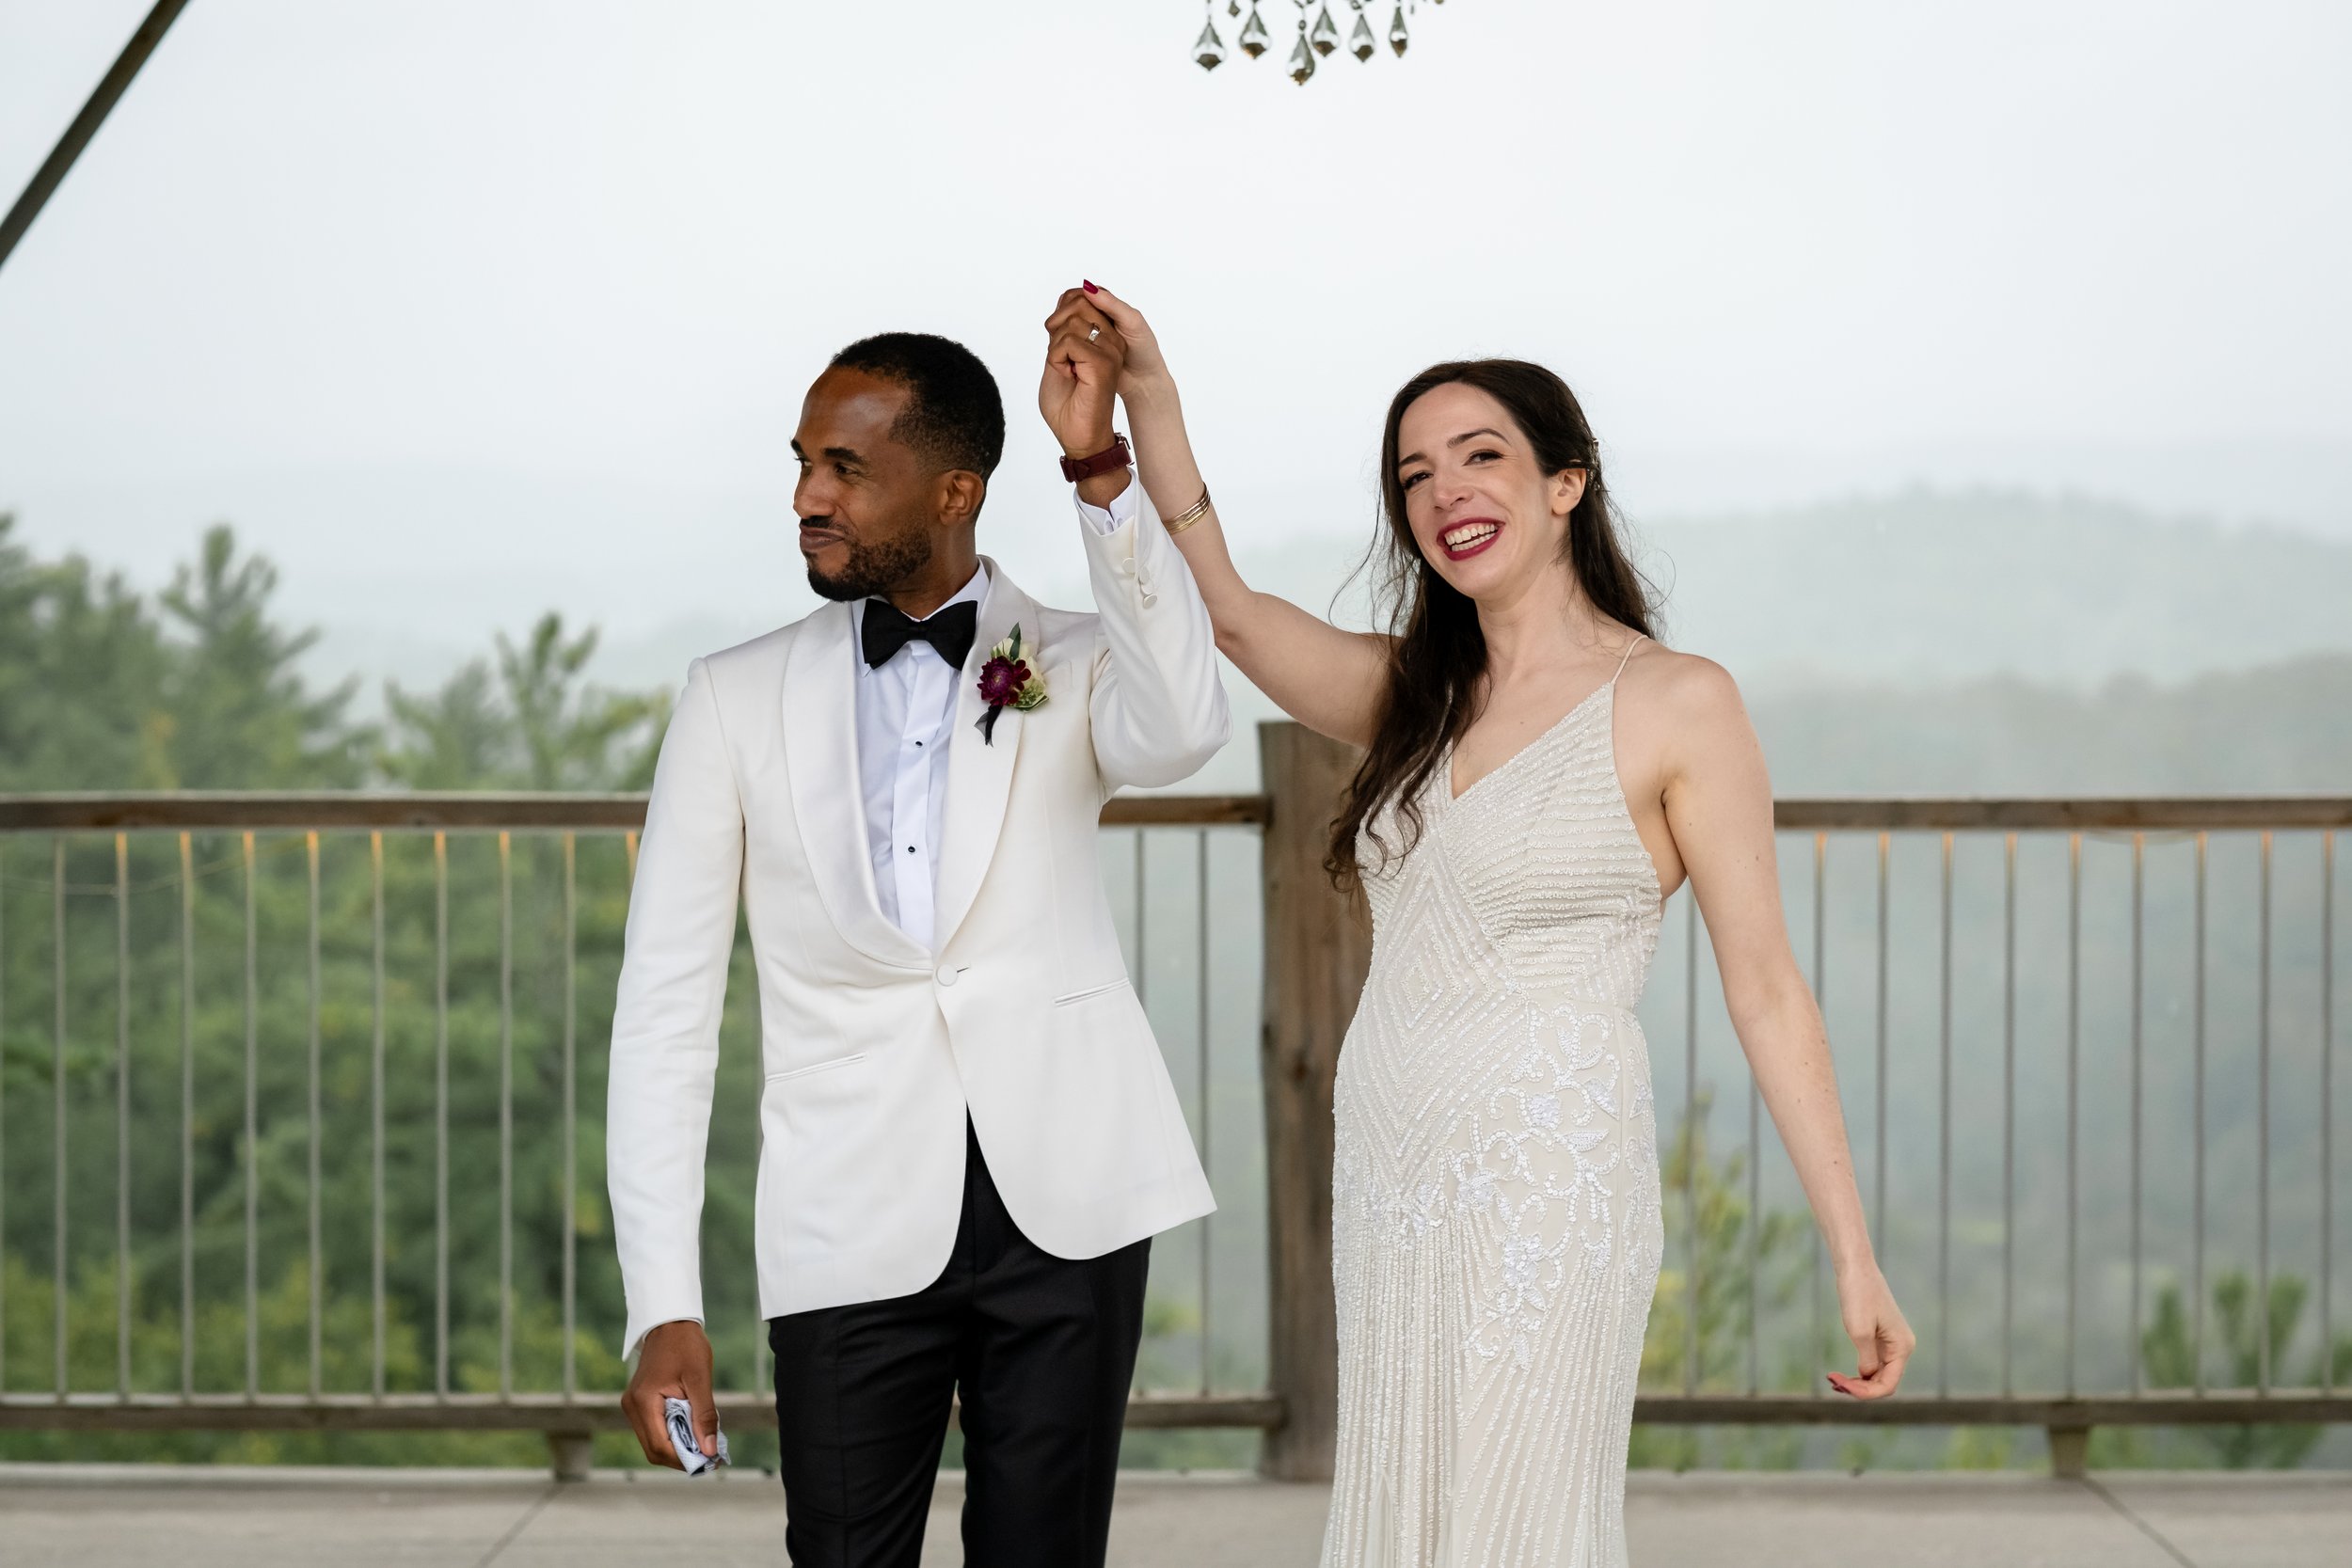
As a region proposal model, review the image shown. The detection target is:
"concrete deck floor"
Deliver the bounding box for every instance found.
[1,1465,2346,1567]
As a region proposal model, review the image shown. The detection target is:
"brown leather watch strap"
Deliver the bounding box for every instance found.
[1058,433,1132,483]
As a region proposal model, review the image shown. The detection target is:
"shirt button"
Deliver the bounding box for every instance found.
[1116,558,1137,578]
[935,966,959,987]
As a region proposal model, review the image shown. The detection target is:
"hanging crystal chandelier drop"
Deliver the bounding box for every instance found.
[1197,0,1443,85]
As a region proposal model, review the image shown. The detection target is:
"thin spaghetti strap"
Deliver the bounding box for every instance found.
[1608,633,1645,688]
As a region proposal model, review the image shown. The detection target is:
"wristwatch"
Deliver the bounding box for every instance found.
[1059,433,1132,483]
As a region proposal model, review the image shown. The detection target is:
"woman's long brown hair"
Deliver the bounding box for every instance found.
[1329,359,1660,888]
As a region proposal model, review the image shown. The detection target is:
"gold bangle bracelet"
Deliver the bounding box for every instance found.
[1164,488,1213,534]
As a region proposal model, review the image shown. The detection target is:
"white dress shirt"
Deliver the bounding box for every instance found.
[849,480,1138,952]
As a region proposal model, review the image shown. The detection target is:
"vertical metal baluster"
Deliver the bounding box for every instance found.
[243,832,258,1401]
[1938,832,1952,1398]
[1684,894,1699,1395]
[2193,832,2207,1394]
[372,832,386,1401]
[0,842,8,1395]
[499,832,514,1399]
[55,837,68,1400]
[1874,833,1888,1258]
[2130,834,2145,1395]
[1747,1035,1759,1395]
[435,831,450,1400]
[2001,832,2017,1398]
[2258,831,2272,1394]
[1,842,9,1395]
[563,832,578,1402]
[2323,831,2335,1395]
[53,832,67,1401]
[1198,829,1213,1396]
[2065,832,2080,1397]
[116,835,130,1399]
[1810,832,1826,1390]
[1130,828,1148,1398]
[307,832,322,1402]
[179,834,194,1399]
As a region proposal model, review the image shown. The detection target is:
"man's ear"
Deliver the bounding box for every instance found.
[939,470,987,528]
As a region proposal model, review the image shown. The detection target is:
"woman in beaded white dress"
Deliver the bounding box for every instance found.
[1047,285,1915,1566]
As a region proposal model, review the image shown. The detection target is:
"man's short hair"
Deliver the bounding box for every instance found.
[830,332,1006,480]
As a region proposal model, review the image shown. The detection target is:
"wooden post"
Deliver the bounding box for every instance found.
[2047,1423,2090,1481]
[1258,721,1372,1482]
[547,1429,596,1482]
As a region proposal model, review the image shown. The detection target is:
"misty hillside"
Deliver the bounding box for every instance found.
[1164,486,2352,793]
[1748,654,2352,795]
[1636,489,2352,689]
[1219,487,2352,692]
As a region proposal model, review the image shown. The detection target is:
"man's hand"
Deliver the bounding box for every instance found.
[1041,289,1133,507]
[623,1319,718,1470]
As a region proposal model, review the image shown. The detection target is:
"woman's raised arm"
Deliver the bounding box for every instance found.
[1049,285,1391,749]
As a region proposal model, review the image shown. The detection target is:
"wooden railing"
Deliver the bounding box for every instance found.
[1,723,2346,1481]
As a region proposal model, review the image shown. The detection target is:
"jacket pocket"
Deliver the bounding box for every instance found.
[765,1051,867,1085]
[1051,977,1133,1007]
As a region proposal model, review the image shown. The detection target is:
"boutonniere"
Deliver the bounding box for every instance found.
[975,624,1049,745]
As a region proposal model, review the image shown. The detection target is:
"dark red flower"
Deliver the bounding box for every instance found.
[977,657,1030,707]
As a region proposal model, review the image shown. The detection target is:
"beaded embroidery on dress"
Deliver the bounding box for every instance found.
[1326,641,1664,1568]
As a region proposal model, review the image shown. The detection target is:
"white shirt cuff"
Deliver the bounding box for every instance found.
[1073,475,1141,535]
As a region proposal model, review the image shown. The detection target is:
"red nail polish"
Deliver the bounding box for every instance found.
[1083,279,1100,294]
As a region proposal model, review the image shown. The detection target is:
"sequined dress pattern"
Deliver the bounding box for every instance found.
[1325,673,1664,1568]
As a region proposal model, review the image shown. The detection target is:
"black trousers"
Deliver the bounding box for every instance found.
[767,1120,1151,1568]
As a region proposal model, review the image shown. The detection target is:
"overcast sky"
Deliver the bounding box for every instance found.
[3,0,2348,684]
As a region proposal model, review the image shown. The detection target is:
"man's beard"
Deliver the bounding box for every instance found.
[805,522,934,603]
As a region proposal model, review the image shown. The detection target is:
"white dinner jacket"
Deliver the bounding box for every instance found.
[606,492,1229,1358]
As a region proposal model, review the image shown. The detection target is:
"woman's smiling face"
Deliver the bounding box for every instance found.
[1393,382,1585,604]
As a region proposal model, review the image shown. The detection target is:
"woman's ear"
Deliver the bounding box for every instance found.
[1553,468,1588,518]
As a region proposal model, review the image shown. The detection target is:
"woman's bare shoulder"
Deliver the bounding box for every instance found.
[1622,639,1747,720]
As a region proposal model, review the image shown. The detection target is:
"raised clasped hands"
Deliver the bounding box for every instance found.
[1041,285,1131,461]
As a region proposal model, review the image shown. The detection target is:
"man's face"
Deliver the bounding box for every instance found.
[792,366,940,602]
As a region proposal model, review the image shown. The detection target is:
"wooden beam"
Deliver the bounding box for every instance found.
[0,1390,1286,1433]
[0,792,1274,833]
[1254,721,1368,1482]
[1772,797,2352,832]
[8,792,2344,835]
[1629,1393,2352,1426]
[9,1388,2340,1434]
[0,0,192,276]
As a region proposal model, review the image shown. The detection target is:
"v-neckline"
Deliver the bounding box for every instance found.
[1446,681,1613,806]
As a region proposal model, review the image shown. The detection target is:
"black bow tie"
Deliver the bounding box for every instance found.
[861,598,978,671]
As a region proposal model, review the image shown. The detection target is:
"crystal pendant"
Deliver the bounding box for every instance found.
[1349,13,1375,59]
[1310,5,1341,55]
[1389,5,1409,55]
[1288,29,1317,84]
[1195,19,1227,71]
[1238,6,1270,57]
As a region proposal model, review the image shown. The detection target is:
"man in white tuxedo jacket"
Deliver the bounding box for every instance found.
[607,309,1227,1566]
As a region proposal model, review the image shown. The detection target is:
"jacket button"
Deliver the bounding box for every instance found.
[936,966,959,987]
